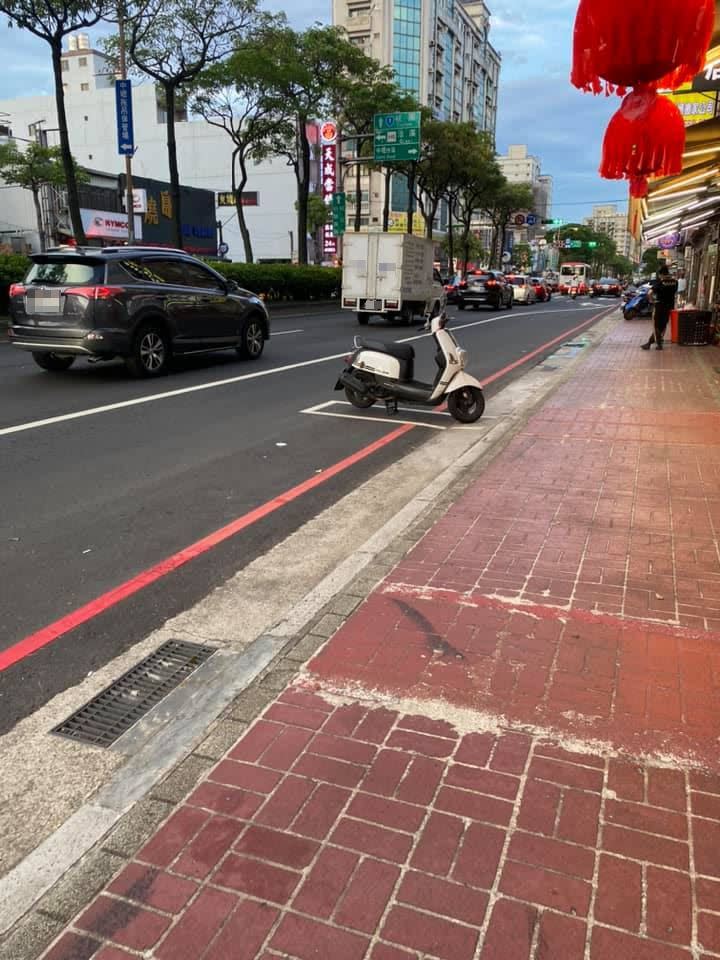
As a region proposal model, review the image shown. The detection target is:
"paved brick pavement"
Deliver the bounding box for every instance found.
[37,320,720,958]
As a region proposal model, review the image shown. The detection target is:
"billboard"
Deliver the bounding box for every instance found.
[665,89,717,126]
[119,174,216,254]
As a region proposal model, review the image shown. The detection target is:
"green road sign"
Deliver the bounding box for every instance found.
[374,111,421,163]
[331,192,346,236]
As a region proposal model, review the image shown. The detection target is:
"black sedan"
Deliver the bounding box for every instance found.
[456,271,513,311]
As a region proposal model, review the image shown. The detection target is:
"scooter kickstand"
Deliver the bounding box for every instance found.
[385,398,398,415]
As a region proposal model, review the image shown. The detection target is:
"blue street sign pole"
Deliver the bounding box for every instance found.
[115,79,135,156]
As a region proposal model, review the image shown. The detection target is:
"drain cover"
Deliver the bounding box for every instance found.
[52,640,215,747]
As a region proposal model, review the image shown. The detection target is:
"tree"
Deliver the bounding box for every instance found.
[440,228,487,270]
[481,182,534,268]
[192,52,288,262]
[229,24,380,263]
[295,194,330,263]
[414,120,478,241]
[641,247,661,276]
[452,134,503,271]
[0,141,87,250]
[335,72,418,234]
[0,0,116,244]
[513,242,532,271]
[116,0,262,248]
[556,223,617,275]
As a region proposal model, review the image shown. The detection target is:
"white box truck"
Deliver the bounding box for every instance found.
[341,232,443,325]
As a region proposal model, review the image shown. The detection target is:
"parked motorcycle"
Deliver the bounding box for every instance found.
[335,308,485,423]
[623,284,652,320]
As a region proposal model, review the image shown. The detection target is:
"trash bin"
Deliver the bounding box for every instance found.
[676,309,713,345]
[670,309,679,343]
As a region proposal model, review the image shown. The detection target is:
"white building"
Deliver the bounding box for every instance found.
[0,34,298,261]
[584,204,633,259]
[333,0,501,231]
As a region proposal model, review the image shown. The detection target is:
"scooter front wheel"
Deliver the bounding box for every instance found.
[447,386,485,423]
[345,385,376,408]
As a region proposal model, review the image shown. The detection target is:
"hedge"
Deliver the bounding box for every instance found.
[0,254,340,315]
[0,254,31,315]
[211,262,341,302]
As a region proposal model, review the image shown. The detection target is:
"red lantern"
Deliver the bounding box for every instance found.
[572,0,715,94]
[600,87,686,198]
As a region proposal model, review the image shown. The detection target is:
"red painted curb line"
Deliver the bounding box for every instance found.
[0,423,414,672]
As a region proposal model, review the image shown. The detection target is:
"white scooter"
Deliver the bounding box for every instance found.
[334,308,485,423]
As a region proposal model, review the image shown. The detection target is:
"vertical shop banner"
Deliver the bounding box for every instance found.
[320,121,338,258]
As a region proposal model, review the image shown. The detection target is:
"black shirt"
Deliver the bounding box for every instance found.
[651,275,678,309]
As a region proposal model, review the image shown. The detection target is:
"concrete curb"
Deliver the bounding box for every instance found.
[0,306,621,959]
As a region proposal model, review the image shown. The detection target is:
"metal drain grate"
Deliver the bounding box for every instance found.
[52,640,215,747]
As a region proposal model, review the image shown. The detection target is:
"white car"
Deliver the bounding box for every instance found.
[506,275,537,304]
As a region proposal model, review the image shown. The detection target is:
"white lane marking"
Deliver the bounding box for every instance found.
[300,400,488,431]
[0,304,606,439]
[272,328,304,336]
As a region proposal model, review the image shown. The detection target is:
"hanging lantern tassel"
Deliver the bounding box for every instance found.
[600,87,686,199]
[572,0,715,94]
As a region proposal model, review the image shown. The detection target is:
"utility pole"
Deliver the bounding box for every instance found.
[117,1,135,244]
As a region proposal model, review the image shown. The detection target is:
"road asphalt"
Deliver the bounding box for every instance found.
[0,297,612,734]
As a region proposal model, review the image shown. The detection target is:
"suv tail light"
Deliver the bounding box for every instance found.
[9,284,26,297]
[485,280,497,287]
[64,286,124,300]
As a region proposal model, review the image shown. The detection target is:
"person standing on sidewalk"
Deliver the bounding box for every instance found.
[641,265,678,350]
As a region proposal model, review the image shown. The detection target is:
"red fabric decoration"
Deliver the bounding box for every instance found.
[572,0,715,94]
[600,87,686,198]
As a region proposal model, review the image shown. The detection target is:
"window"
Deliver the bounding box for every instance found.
[79,56,87,67]
[26,260,105,286]
[121,258,186,285]
[61,60,69,72]
[183,262,224,290]
[80,82,89,92]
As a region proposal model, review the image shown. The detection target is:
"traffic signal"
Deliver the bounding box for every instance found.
[587,241,598,248]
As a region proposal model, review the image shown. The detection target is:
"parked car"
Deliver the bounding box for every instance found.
[506,275,537,304]
[529,277,551,302]
[592,277,621,297]
[7,246,270,377]
[456,270,513,311]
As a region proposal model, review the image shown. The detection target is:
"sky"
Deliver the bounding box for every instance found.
[0,0,629,223]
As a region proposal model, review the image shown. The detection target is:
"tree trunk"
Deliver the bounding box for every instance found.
[164,83,183,249]
[51,42,85,244]
[354,153,362,232]
[447,202,454,274]
[424,199,438,240]
[232,148,253,264]
[406,162,416,235]
[382,168,391,232]
[31,187,46,252]
[462,225,471,273]
[296,116,311,265]
[499,224,507,268]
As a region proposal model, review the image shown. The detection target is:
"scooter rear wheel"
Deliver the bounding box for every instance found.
[448,386,485,423]
[345,385,376,408]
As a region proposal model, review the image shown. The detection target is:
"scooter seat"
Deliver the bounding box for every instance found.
[357,338,415,362]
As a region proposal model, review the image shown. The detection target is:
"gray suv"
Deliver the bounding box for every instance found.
[8,246,270,377]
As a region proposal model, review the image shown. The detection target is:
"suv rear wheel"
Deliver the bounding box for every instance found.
[32,353,76,372]
[125,322,169,377]
[236,317,265,360]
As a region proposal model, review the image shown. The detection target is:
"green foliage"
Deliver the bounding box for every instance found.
[212,261,340,301]
[0,253,31,314]
[0,141,86,191]
[513,243,532,269]
[641,247,661,275]
[440,229,487,266]
[556,223,619,274]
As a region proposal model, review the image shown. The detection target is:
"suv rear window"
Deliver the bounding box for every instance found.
[468,273,492,282]
[26,259,105,286]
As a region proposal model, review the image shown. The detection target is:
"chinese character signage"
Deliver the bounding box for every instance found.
[320,121,338,257]
[115,80,135,156]
[217,191,259,207]
[119,173,216,254]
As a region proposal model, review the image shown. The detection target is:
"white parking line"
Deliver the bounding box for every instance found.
[301,400,489,431]
[0,304,604,439]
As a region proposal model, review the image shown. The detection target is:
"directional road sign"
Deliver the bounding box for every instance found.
[115,80,135,156]
[331,192,346,236]
[374,111,421,163]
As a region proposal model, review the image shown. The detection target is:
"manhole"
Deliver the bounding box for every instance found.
[52,640,215,747]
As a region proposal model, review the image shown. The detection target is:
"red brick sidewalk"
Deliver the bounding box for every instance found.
[40,320,720,959]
